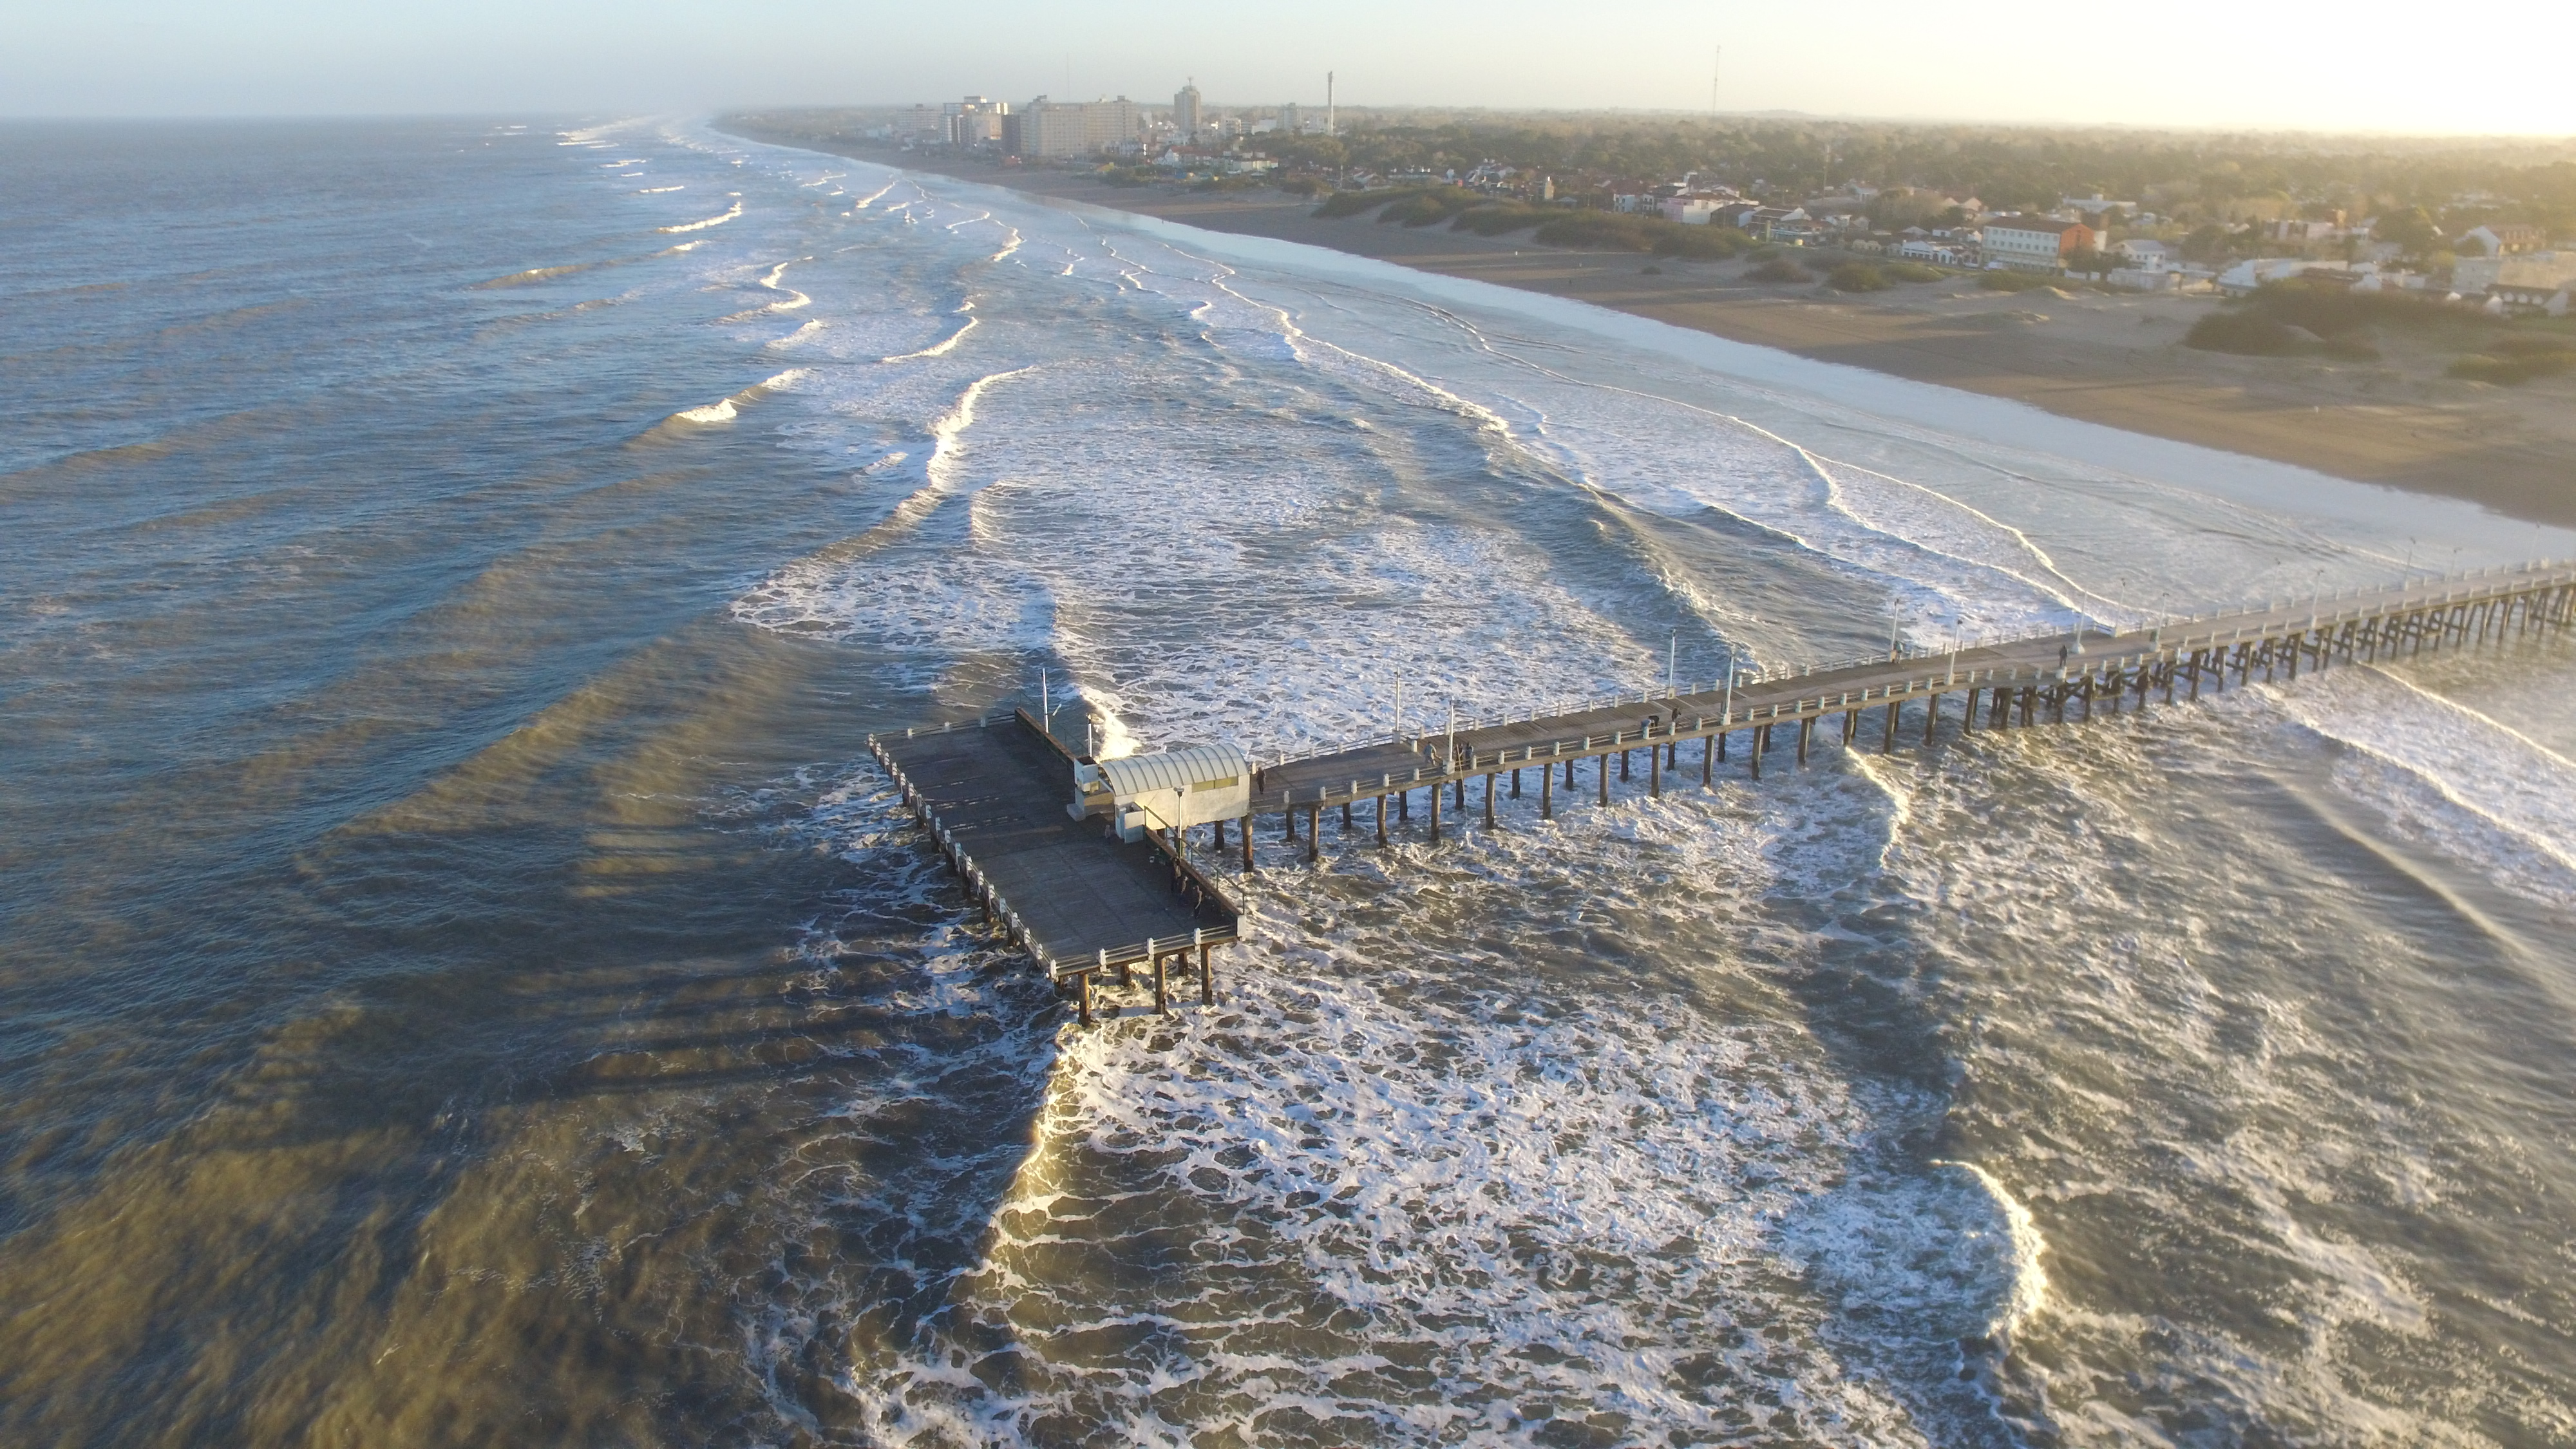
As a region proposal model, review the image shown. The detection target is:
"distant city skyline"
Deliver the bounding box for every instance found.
[5,0,2570,137]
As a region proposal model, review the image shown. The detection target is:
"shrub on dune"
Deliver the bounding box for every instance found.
[1450,204,1557,236]
[1653,225,1750,260]
[2184,310,2302,354]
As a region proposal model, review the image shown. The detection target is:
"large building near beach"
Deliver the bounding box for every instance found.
[1005,97,1142,158]
[1980,214,2098,270]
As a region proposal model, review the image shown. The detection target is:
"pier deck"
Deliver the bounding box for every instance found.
[871,712,1237,1020]
[1245,560,2576,844]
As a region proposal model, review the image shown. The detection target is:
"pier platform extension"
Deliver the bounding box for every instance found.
[870,712,1238,1023]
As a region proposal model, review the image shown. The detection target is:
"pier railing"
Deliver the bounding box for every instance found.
[1255,560,2575,777]
[1248,559,2576,810]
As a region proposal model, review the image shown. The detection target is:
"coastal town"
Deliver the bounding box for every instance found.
[817,86,2576,319]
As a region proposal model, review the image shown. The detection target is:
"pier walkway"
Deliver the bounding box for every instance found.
[1240,560,2576,859]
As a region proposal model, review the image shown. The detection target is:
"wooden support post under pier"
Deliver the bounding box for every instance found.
[1377,793,1388,846]
[1649,736,1662,797]
[1924,692,1940,746]
[1541,761,1553,818]
[1429,784,1441,842]
[1486,771,1498,826]
[1882,701,1899,753]
[1703,731,1714,784]
[1798,715,1813,765]
[1598,749,1609,804]
[1153,951,1168,1016]
[1752,723,1767,779]
[1200,943,1214,1006]
[1307,804,1320,864]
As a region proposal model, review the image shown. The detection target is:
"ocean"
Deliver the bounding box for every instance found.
[5,115,2575,1446]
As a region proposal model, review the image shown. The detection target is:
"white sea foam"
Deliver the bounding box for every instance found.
[662,370,808,429]
[635,185,686,194]
[880,304,976,363]
[1936,1160,2050,1335]
[2272,665,2576,908]
[717,257,813,321]
[659,198,744,233]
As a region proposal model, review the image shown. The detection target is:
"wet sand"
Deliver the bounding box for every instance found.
[734,135,2576,529]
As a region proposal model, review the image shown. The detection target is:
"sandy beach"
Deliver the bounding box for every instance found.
[729,133,2576,529]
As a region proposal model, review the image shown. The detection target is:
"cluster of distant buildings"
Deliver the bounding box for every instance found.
[2211,247,2576,316]
[864,93,2571,316]
[1607,178,2153,279]
[1596,176,2572,313]
[876,79,1332,162]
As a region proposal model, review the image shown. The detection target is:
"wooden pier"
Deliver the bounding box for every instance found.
[871,561,2575,1023]
[870,711,1238,1025]
[1242,560,2576,854]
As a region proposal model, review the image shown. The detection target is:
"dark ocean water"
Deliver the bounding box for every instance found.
[4,117,2574,1446]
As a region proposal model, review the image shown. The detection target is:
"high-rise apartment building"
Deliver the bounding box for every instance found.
[1173,80,1202,143]
[1004,97,1141,158]
[942,96,1009,147]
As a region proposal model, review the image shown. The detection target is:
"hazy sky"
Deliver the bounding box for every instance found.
[6,0,2570,136]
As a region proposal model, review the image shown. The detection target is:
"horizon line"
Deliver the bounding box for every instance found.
[1,108,2570,145]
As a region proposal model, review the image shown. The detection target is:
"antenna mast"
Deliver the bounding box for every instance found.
[1709,46,1721,119]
